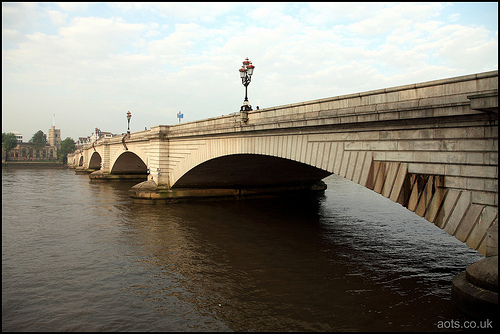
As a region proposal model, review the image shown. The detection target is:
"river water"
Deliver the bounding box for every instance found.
[2,167,483,332]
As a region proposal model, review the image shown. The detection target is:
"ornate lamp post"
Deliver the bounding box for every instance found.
[126,111,132,136]
[239,57,255,114]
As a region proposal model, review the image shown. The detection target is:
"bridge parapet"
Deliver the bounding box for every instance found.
[165,71,497,139]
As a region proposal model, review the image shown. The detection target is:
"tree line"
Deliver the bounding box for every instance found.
[2,130,76,163]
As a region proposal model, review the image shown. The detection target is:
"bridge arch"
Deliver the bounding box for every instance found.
[78,155,84,167]
[169,135,328,188]
[111,151,148,175]
[88,152,102,170]
[173,153,332,189]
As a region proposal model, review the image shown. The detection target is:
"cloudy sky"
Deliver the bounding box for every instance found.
[2,2,498,142]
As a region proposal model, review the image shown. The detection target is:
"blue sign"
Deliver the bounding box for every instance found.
[177,112,183,118]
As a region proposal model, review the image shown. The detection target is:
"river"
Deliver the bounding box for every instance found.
[2,167,483,331]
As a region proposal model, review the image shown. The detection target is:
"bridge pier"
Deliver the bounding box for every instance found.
[75,166,96,174]
[451,224,498,320]
[128,179,326,204]
[89,170,148,182]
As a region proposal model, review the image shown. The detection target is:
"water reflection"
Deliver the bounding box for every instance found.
[118,198,361,331]
[110,178,480,331]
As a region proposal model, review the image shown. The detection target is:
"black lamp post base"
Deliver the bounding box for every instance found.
[240,99,252,112]
[240,101,251,123]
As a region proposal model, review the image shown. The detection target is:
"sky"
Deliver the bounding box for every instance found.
[2,2,498,142]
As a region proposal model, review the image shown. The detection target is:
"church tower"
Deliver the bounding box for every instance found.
[48,114,61,151]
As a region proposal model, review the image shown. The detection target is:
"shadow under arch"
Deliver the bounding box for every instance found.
[173,154,332,189]
[111,151,148,175]
[89,152,102,170]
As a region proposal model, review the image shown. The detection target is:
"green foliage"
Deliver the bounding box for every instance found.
[2,133,18,161]
[29,130,48,155]
[58,137,76,163]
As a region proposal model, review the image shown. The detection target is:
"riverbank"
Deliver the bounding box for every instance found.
[2,161,66,168]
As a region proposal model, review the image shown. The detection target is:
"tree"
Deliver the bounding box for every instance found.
[29,130,47,158]
[58,137,76,164]
[2,132,18,163]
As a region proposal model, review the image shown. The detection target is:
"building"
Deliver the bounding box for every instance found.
[90,128,114,143]
[10,130,23,143]
[75,137,91,149]
[48,125,61,151]
[3,142,58,161]
[2,127,59,162]
[73,128,117,151]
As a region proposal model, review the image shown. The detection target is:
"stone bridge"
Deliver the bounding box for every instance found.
[68,71,497,257]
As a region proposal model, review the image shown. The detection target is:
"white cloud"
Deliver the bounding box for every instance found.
[47,9,67,25]
[58,17,146,56]
[1,2,44,33]
[113,2,241,23]
[434,26,498,71]
[56,2,89,12]
[347,2,443,37]
[249,3,289,24]
[448,13,460,22]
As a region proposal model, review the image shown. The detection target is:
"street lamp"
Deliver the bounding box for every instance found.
[126,111,132,136]
[239,57,255,114]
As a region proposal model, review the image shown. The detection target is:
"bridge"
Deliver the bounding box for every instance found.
[67,71,498,258]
